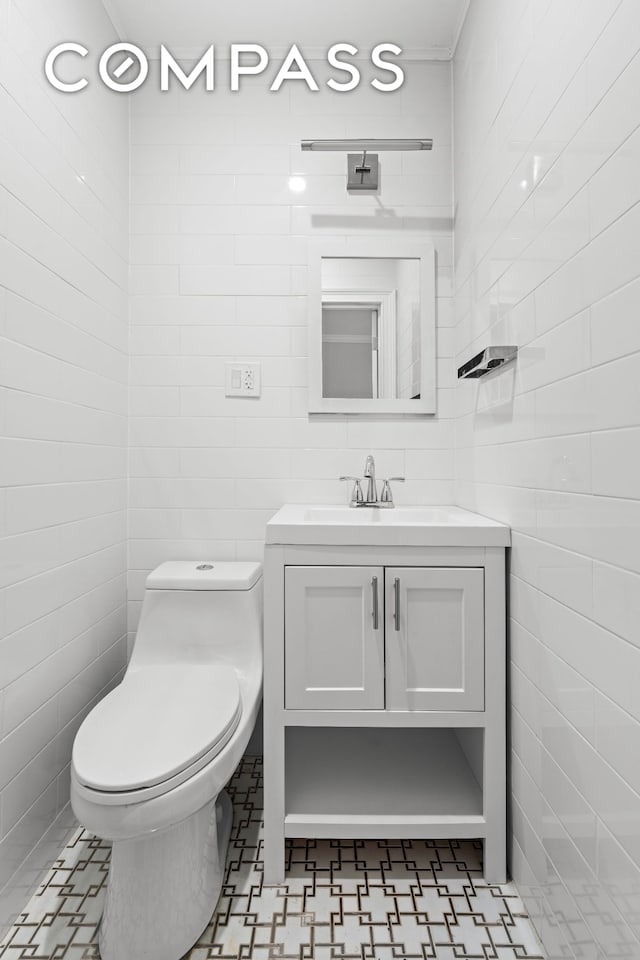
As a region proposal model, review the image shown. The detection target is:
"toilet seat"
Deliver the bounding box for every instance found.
[72,664,241,805]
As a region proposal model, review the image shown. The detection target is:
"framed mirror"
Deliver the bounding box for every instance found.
[308,239,436,414]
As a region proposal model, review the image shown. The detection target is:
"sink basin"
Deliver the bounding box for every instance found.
[267,504,511,547]
[303,506,463,524]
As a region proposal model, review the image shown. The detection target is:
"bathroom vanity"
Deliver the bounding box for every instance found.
[263,505,510,883]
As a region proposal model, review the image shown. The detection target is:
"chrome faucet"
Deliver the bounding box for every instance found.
[363,455,377,504]
[340,455,405,508]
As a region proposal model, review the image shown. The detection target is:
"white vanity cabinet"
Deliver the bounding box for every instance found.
[285,566,484,712]
[284,565,385,710]
[263,506,510,885]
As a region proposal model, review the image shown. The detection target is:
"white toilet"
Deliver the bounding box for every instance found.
[70,561,263,960]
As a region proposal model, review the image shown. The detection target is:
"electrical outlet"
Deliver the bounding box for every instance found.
[225,362,262,398]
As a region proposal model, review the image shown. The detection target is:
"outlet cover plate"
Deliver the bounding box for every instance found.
[225,362,262,397]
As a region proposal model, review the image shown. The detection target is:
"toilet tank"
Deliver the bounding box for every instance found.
[130,562,263,678]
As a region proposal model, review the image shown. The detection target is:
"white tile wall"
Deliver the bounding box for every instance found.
[6,5,637,954]
[129,57,455,629]
[0,0,128,929]
[454,1,640,957]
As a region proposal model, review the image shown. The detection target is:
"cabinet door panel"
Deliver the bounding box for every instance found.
[285,566,384,710]
[386,568,484,711]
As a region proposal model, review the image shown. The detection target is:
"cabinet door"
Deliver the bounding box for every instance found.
[385,568,484,711]
[285,566,384,710]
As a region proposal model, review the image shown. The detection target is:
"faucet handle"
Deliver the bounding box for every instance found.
[380,477,405,504]
[339,476,364,505]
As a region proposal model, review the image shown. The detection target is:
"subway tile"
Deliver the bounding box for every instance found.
[593,561,640,648]
[129,326,181,357]
[536,489,640,575]
[540,747,597,870]
[510,532,593,618]
[0,782,58,885]
[454,3,640,953]
[595,818,640,943]
[544,710,640,873]
[130,356,225,387]
[5,481,126,536]
[2,739,63,836]
[0,438,126,488]
[131,174,235,205]
[0,339,126,416]
[179,205,290,236]
[583,200,640,307]
[591,427,640,500]
[5,293,126,381]
[260,357,306,388]
[180,265,291,296]
[129,417,235,448]
[232,448,292,480]
[3,547,121,638]
[128,478,235,510]
[131,112,236,146]
[0,0,126,882]
[234,235,307,266]
[179,144,289,176]
[595,694,640,797]
[128,539,237,572]
[131,204,181,235]
[517,310,591,395]
[130,265,180,296]
[236,296,305,327]
[589,124,640,240]
[180,386,291,419]
[0,698,59,792]
[534,434,591,495]
[591,275,640,366]
[178,448,240,479]
[130,144,180,175]
[180,325,290,357]
[130,235,234,267]
[131,295,236,326]
[538,592,640,722]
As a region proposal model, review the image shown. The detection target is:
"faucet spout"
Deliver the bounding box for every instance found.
[363,455,377,503]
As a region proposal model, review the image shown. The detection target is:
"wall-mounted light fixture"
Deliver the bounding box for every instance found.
[300,138,433,191]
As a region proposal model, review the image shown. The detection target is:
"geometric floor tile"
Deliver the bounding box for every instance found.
[0,758,546,959]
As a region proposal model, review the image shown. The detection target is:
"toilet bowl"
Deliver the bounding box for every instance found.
[70,561,263,960]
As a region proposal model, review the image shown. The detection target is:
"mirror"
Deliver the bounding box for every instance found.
[308,240,436,414]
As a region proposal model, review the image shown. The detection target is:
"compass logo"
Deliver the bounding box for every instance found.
[44,43,405,93]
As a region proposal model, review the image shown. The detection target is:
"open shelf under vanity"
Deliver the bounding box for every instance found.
[284,726,484,839]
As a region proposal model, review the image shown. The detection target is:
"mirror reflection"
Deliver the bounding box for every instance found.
[321,258,421,401]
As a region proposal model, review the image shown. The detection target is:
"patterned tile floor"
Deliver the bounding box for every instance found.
[0,758,545,959]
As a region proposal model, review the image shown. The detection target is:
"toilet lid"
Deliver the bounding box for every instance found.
[72,665,241,794]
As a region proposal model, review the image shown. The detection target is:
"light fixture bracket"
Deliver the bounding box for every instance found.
[347,151,379,191]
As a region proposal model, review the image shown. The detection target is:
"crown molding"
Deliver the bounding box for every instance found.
[138,44,454,62]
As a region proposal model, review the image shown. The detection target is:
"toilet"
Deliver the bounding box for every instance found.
[70,561,263,960]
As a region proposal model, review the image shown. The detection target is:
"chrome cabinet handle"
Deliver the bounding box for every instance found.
[393,577,400,631]
[371,576,379,629]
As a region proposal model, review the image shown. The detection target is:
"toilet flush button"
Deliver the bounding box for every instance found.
[196,564,214,571]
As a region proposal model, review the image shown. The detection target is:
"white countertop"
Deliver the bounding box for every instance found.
[266,504,511,547]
